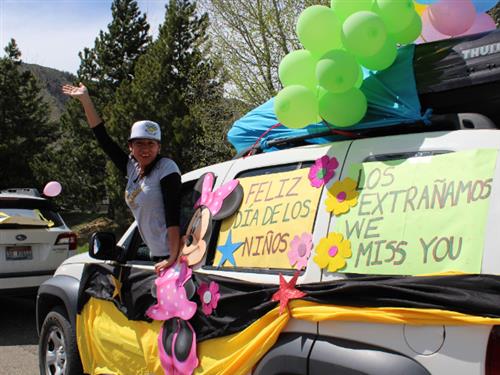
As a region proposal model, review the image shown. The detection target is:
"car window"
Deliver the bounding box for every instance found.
[204,161,318,274]
[125,179,200,264]
[180,180,199,234]
[0,199,64,228]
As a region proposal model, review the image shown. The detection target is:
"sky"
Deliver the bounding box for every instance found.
[1,0,167,74]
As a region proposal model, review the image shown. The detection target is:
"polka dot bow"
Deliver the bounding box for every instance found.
[194,173,239,216]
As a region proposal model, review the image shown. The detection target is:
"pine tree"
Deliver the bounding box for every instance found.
[107,0,230,167]
[104,0,233,222]
[32,0,151,213]
[0,39,51,189]
[79,0,151,105]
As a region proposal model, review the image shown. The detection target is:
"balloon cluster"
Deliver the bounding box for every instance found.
[275,0,498,129]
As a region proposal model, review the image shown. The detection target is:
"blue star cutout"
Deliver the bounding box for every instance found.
[217,230,244,267]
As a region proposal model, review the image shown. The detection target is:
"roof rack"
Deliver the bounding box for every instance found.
[234,112,498,159]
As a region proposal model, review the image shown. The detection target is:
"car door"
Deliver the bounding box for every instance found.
[315,129,500,375]
[187,142,351,372]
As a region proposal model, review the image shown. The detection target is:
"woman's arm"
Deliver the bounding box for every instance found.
[62,83,128,173]
[62,83,102,128]
[155,172,182,273]
[154,226,180,274]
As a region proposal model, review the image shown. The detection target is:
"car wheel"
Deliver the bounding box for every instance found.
[39,306,83,375]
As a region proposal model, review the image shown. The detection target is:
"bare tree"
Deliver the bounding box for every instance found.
[204,1,496,109]
[200,0,328,108]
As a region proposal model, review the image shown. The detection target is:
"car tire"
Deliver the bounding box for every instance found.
[39,305,83,375]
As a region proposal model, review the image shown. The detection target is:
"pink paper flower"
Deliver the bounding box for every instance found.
[288,232,313,270]
[197,281,220,315]
[308,155,339,188]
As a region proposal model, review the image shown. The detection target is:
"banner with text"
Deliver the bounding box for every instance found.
[337,149,498,275]
[215,168,323,269]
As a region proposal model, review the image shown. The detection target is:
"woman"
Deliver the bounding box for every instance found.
[62,83,180,273]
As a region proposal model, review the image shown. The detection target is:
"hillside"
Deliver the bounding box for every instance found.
[21,63,75,122]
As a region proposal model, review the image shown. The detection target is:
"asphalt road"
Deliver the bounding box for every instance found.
[0,295,39,375]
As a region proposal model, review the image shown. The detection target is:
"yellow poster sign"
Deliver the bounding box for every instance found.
[214,168,322,269]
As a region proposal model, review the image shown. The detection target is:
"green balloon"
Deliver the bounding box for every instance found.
[354,65,364,88]
[331,0,374,22]
[319,87,367,127]
[316,50,360,93]
[390,11,422,45]
[296,5,342,56]
[279,50,317,92]
[375,0,415,33]
[274,85,319,129]
[341,11,387,58]
[315,86,328,121]
[358,37,397,71]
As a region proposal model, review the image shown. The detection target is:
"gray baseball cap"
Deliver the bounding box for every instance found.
[128,120,161,142]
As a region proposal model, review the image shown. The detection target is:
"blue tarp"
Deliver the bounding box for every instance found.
[228,44,431,154]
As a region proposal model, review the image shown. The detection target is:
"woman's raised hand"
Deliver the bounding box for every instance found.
[62,83,89,100]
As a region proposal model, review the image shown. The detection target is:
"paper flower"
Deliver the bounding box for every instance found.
[288,232,313,270]
[313,232,352,273]
[308,155,339,188]
[197,281,220,315]
[325,177,359,215]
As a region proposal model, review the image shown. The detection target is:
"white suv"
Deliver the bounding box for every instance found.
[0,188,77,295]
[36,112,500,375]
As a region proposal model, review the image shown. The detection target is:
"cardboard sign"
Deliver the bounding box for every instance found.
[337,149,498,275]
[214,168,323,269]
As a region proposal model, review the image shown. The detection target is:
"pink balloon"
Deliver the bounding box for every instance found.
[419,7,448,43]
[429,0,476,36]
[43,181,62,197]
[460,12,497,36]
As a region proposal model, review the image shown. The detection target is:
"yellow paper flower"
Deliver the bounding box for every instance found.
[325,177,359,216]
[313,232,351,273]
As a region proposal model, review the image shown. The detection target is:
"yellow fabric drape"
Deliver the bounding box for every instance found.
[77,297,500,375]
[195,307,289,375]
[77,298,164,375]
[289,300,500,325]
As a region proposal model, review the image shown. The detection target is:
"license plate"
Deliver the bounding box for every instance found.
[6,246,32,260]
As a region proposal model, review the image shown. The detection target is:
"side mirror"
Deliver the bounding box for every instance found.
[89,232,121,261]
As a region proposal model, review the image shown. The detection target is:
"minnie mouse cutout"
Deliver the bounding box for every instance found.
[181,172,243,266]
[147,173,243,375]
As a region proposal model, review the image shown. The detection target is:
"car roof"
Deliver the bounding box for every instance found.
[0,191,57,211]
[233,112,499,159]
[0,188,42,198]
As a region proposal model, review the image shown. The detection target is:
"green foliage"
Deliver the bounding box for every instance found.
[32,0,151,214]
[489,3,500,26]
[0,39,52,189]
[104,0,233,221]
[108,0,230,171]
[79,0,151,102]
[199,0,329,108]
[31,101,109,211]
[21,63,75,122]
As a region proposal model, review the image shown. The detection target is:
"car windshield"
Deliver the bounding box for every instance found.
[0,199,64,228]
